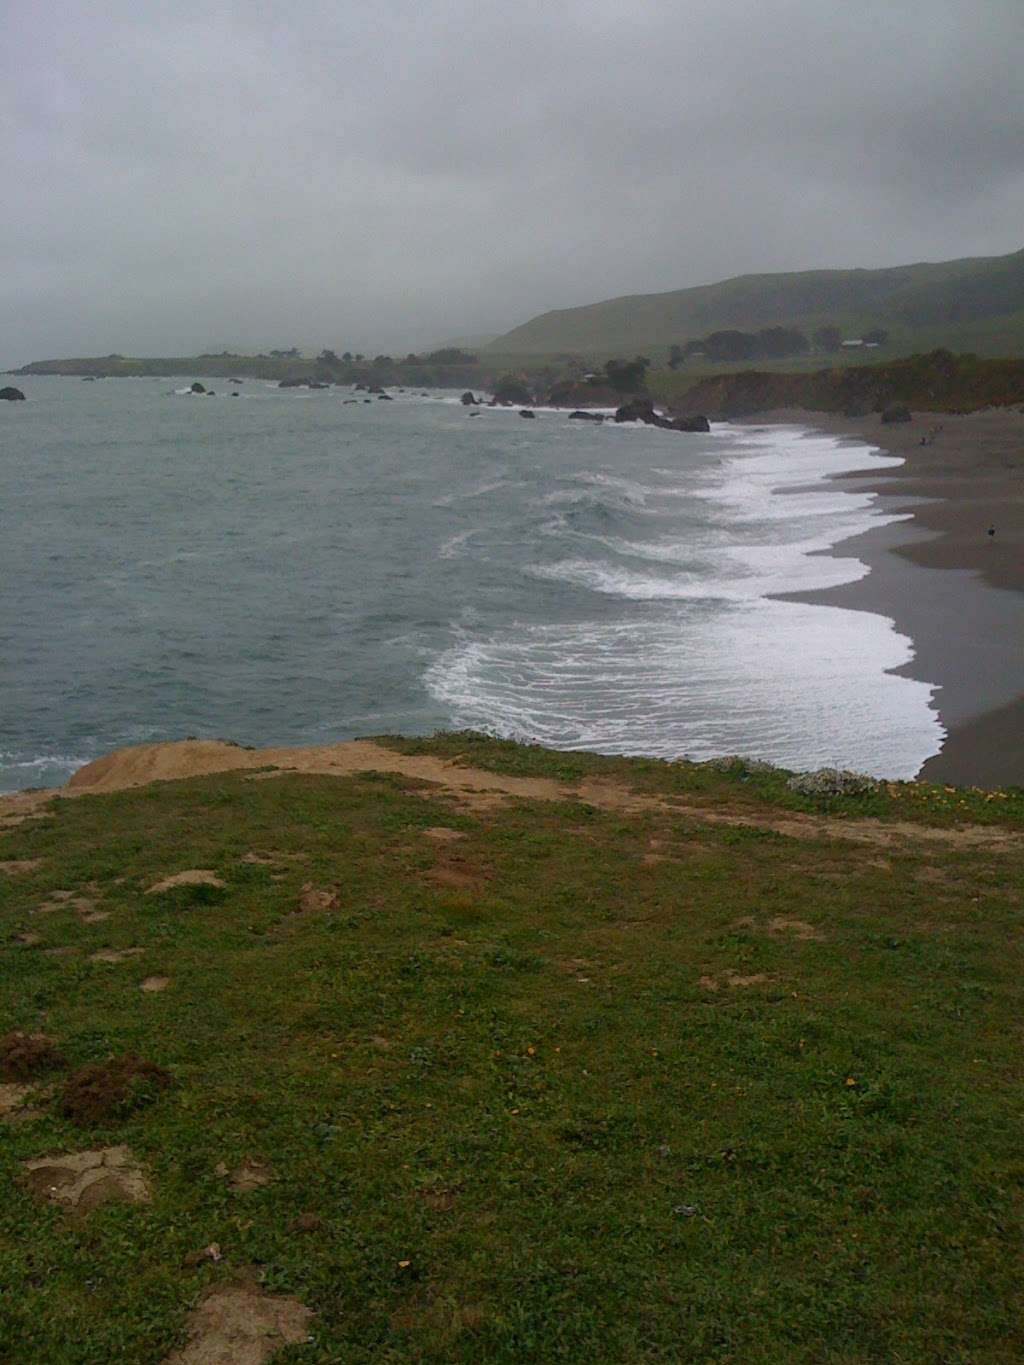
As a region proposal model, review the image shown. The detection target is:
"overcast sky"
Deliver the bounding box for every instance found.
[2,0,1022,363]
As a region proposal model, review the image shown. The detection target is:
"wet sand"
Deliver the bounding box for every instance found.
[749,406,1024,787]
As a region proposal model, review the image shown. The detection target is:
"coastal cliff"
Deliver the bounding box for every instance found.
[668,349,1024,418]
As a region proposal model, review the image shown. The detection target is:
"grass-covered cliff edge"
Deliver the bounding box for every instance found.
[2,734,1023,1362]
[657,348,1024,417]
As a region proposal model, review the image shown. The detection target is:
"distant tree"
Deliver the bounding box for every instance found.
[668,344,685,370]
[703,331,756,362]
[755,327,809,359]
[355,354,365,363]
[424,347,478,365]
[318,349,340,365]
[602,356,651,393]
[813,325,843,354]
[863,328,889,345]
[373,355,393,367]
[402,353,421,365]
[342,352,353,363]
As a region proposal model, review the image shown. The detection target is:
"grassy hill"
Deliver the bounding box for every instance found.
[489,249,1024,358]
[2,734,1024,1361]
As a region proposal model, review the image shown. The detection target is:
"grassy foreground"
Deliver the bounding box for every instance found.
[2,734,1024,1362]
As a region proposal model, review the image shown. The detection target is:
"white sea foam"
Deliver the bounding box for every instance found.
[426,423,943,778]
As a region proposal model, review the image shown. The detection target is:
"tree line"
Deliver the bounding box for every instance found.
[667,326,889,367]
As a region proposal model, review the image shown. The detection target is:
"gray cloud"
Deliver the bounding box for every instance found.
[2,0,1022,362]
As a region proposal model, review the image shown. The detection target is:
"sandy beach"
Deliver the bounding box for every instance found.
[752,406,1024,787]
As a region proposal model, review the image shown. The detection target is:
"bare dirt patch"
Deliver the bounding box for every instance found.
[220,1156,274,1192]
[147,870,226,894]
[422,827,468,842]
[163,1278,313,1364]
[295,883,338,914]
[242,850,308,866]
[0,1031,64,1080]
[61,1054,173,1126]
[74,899,110,923]
[0,789,53,834]
[417,1186,458,1211]
[141,976,171,993]
[90,947,145,963]
[700,971,771,990]
[14,931,41,947]
[0,858,43,875]
[22,1145,150,1212]
[726,970,771,987]
[0,1082,43,1123]
[767,916,825,941]
[423,864,483,892]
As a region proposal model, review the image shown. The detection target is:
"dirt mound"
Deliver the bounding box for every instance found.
[22,1145,150,1212]
[0,1031,64,1080]
[61,1054,173,1126]
[163,1279,312,1363]
[295,883,338,914]
[147,869,226,894]
[67,740,259,792]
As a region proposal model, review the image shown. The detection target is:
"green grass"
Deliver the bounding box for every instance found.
[2,742,1023,1361]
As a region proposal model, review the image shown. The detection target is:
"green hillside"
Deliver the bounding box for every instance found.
[490,249,1024,357]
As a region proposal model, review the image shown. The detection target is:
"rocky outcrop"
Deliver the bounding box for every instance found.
[0,386,26,401]
[519,409,536,419]
[881,404,912,424]
[279,378,308,388]
[460,391,481,406]
[568,410,605,422]
[614,398,710,432]
[189,382,205,394]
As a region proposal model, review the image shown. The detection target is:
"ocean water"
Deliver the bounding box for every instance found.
[0,377,942,790]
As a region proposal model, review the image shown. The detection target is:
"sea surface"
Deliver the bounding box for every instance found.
[1,376,943,791]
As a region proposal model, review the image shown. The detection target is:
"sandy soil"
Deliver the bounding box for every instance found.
[747,406,1024,787]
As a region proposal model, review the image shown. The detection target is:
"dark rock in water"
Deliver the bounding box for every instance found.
[82,376,96,382]
[231,392,239,397]
[228,378,244,385]
[614,397,709,433]
[363,398,372,404]
[354,383,367,391]
[881,404,912,424]
[0,386,26,401]
[378,393,394,401]
[468,411,480,416]
[614,397,659,424]
[460,391,480,406]
[308,381,330,390]
[206,390,216,396]
[189,381,206,394]
[279,378,308,389]
[343,399,358,404]
[519,409,536,419]
[568,410,605,422]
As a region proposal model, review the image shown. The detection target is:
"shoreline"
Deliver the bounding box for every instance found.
[748,406,1024,787]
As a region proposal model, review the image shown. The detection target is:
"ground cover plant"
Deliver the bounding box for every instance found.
[1,738,1023,1361]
